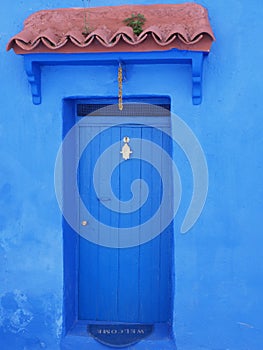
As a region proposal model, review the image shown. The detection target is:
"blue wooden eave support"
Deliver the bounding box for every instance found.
[23,49,207,105]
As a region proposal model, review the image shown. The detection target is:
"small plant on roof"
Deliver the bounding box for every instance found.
[82,0,92,36]
[123,13,146,36]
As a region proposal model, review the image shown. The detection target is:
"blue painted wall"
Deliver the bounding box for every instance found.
[0,1,262,349]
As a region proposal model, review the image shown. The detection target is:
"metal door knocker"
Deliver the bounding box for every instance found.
[120,136,132,160]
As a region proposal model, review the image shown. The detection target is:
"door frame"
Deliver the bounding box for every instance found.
[61,97,176,349]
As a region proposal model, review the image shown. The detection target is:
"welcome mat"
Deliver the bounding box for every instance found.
[88,324,153,347]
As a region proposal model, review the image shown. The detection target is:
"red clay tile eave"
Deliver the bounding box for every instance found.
[7,3,215,54]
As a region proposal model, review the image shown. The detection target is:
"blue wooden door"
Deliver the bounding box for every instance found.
[78,116,173,324]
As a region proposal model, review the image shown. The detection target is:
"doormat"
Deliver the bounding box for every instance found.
[88,324,153,347]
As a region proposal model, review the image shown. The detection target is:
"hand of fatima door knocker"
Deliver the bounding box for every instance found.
[120,136,132,160]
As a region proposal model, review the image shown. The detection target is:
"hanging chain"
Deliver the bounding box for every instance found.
[118,63,123,111]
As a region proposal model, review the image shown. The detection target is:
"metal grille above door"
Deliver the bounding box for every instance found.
[76,97,171,117]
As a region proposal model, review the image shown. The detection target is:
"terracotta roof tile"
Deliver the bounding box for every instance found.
[7,3,215,54]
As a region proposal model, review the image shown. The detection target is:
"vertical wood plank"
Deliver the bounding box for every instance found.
[78,125,99,320]
[97,126,120,321]
[159,126,173,322]
[137,127,157,322]
[117,125,140,322]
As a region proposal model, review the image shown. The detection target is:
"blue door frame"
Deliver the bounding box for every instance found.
[61,101,177,349]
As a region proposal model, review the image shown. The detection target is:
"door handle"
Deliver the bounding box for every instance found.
[99,197,111,202]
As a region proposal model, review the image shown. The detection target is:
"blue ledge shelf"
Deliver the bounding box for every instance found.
[23,49,207,105]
